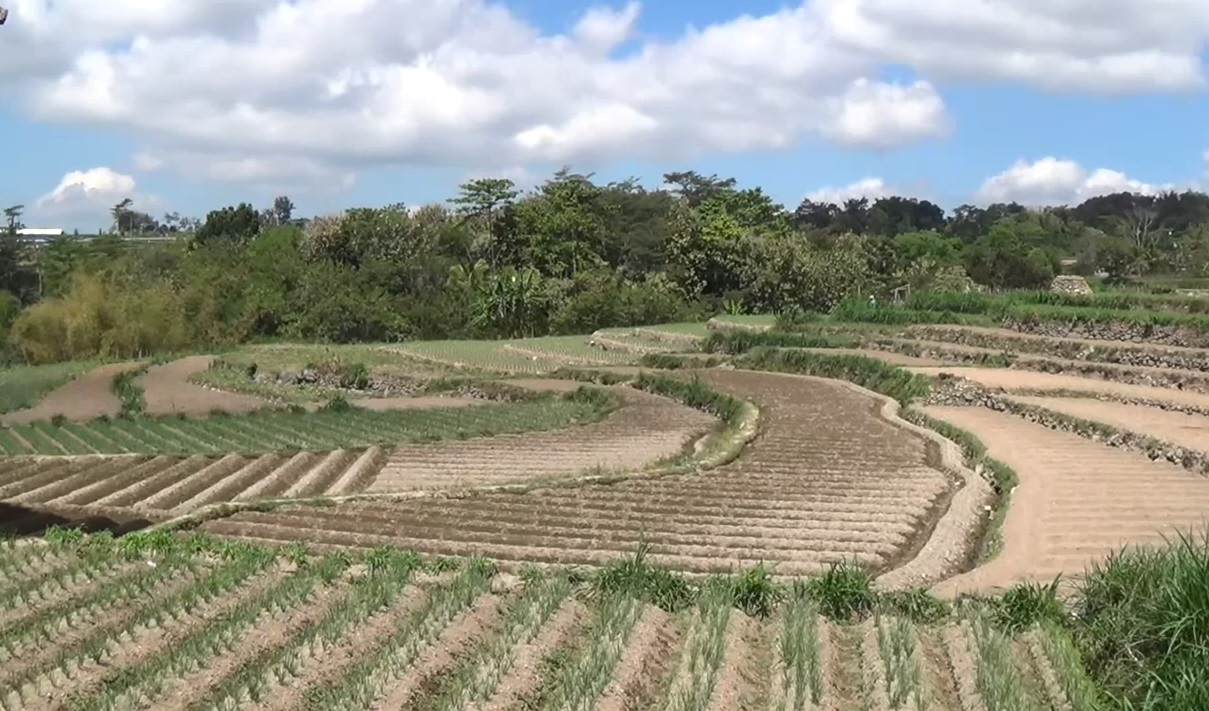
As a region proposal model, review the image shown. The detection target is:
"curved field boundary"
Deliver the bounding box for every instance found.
[197,370,958,577]
[368,386,718,491]
[141,356,272,416]
[1,362,142,425]
[923,405,1209,596]
[147,378,762,533]
[809,376,996,590]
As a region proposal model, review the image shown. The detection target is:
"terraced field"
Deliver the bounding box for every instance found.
[0,535,1098,711]
[0,448,389,533]
[202,370,965,579]
[396,336,641,372]
[139,355,271,416]
[924,405,1209,594]
[369,386,717,490]
[0,397,603,456]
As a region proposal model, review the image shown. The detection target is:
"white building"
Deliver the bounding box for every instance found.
[15,228,64,236]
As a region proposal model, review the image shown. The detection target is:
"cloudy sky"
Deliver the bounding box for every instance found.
[1,0,1208,230]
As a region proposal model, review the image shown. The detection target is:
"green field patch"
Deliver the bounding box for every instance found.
[0,389,614,455]
[0,360,99,414]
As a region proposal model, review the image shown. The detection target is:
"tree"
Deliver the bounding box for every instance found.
[195,203,260,245]
[111,198,134,234]
[272,195,296,226]
[3,204,23,234]
[449,178,519,268]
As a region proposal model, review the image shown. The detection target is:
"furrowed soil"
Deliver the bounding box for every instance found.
[368,387,717,491]
[1,362,142,425]
[923,405,1209,595]
[139,355,271,416]
[1,543,1083,710]
[203,370,959,578]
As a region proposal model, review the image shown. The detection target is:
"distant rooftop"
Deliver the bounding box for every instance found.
[15,228,64,236]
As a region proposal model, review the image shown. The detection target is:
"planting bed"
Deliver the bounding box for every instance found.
[0,397,604,456]
[0,362,142,425]
[202,370,959,578]
[802,347,946,367]
[139,355,271,416]
[369,386,717,490]
[0,448,390,523]
[0,535,1094,711]
[923,406,1209,595]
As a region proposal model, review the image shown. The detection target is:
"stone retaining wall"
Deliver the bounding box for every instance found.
[1003,316,1209,348]
[922,375,1209,475]
[907,326,1209,371]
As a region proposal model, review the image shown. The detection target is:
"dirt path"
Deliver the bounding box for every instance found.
[140,356,270,416]
[1008,395,1209,452]
[922,405,1209,595]
[909,365,1209,409]
[1,362,141,425]
[367,386,716,491]
[204,370,959,578]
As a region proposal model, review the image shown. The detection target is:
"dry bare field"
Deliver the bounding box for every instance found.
[139,356,273,416]
[0,534,1095,711]
[201,370,961,578]
[923,405,1209,595]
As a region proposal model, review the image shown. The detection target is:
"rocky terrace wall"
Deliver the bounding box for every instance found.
[1002,316,1209,349]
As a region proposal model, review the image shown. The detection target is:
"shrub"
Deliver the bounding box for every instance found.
[737,347,930,405]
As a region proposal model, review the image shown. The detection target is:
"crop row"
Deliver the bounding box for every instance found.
[0,448,390,519]
[201,369,951,576]
[0,533,1099,711]
[0,396,603,456]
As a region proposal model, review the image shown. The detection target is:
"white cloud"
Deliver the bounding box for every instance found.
[805,177,894,203]
[31,167,157,226]
[975,157,1168,205]
[2,0,1206,190]
[815,0,1209,92]
[824,79,950,147]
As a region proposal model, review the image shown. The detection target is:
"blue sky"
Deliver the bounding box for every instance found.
[1,0,1207,230]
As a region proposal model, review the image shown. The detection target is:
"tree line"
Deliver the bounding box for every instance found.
[3,168,1209,364]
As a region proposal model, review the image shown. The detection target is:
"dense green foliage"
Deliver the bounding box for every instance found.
[8,173,1209,364]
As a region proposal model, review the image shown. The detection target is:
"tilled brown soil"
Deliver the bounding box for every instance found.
[203,370,956,577]
[1,362,142,425]
[1008,395,1209,452]
[909,365,1209,409]
[140,355,271,416]
[368,387,717,491]
[923,405,1209,595]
